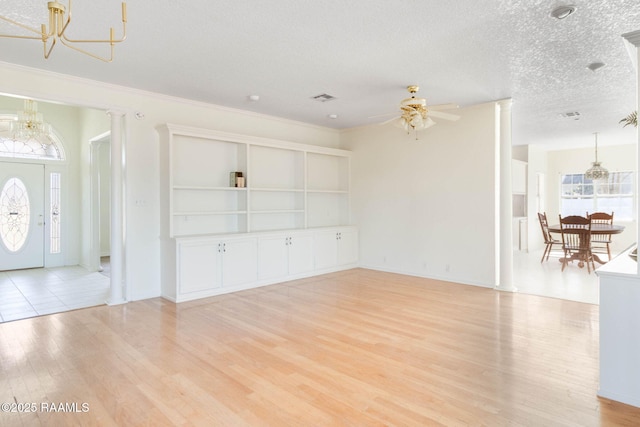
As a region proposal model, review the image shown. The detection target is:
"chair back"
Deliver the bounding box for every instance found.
[587,211,614,224]
[587,211,614,242]
[559,215,591,251]
[537,212,553,244]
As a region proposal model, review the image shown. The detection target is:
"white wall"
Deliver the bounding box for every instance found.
[0,62,340,300]
[340,102,499,287]
[526,144,548,251]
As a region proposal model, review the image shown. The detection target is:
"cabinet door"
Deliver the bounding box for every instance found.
[314,231,338,270]
[177,240,222,295]
[337,229,358,266]
[288,234,314,275]
[512,160,527,194]
[257,236,288,280]
[222,238,258,287]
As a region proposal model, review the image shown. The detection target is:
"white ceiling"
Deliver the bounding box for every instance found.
[0,0,639,148]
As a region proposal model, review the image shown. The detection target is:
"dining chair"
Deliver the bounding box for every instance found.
[587,211,614,261]
[537,212,561,263]
[559,215,595,273]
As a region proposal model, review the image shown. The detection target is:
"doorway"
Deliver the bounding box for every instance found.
[0,96,126,321]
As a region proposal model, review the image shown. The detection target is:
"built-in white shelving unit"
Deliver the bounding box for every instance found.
[158,124,357,302]
[159,124,351,237]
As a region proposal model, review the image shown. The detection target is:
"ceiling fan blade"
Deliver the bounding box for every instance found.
[380,116,401,125]
[368,112,397,119]
[429,110,460,121]
[428,103,459,111]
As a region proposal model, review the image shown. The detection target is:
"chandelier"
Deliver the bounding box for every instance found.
[11,99,52,140]
[584,132,609,181]
[0,1,127,62]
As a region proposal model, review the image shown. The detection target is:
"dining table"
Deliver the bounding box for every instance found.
[547,223,625,265]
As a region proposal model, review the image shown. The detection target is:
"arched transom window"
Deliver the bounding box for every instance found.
[0,114,65,161]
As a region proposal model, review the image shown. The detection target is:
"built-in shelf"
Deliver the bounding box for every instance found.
[251,187,305,192]
[173,186,247,191]
[158,124,351,237]
[307,190,349,194]
[174,211,248,216]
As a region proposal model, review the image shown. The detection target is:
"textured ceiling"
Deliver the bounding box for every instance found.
[0,0,639,148]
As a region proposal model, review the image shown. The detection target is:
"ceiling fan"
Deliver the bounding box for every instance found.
[375,85,460,137]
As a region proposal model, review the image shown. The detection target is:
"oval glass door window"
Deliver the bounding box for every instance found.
[0,177,31,252]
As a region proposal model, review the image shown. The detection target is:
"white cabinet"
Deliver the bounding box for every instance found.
[257,232,314,280]
[221,238,258,287]
[168,227,357,302]
[177,239,222,295]
[175,236,257,301]
[314,227,358,270]
[512,159,527,194]
[596,248,640,408]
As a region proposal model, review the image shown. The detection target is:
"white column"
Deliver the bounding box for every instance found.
[495,99,517,292]
[621,30,640,275]
[107,110,126,305]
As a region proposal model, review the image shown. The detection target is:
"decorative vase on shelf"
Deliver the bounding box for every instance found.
[230,171,244,187]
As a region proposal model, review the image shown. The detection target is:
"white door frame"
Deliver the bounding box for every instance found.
[89,132,110,273]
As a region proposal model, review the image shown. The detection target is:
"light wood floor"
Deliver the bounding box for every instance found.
[1,268,640,426]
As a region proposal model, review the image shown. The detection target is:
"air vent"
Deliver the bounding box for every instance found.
[560,112,581,120]
[312,93,336,102]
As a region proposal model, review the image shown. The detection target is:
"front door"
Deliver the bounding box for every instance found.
[0,163,45,270]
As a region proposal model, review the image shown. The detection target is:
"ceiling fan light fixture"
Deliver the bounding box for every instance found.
[401,97,427,108]
[550,5,576,20]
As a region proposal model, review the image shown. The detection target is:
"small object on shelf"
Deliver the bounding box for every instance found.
[629,247,637,261]
[230,171,245,187]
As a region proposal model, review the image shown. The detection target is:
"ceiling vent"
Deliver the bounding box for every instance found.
[560,112,581,120]
[312,93,336,102]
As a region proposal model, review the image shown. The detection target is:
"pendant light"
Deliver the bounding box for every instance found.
[584,132,609,181]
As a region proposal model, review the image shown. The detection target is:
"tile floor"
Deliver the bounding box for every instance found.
[513,246,602,305]
[0,265,109,323]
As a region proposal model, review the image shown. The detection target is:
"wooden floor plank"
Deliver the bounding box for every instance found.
[1,268,640,426]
